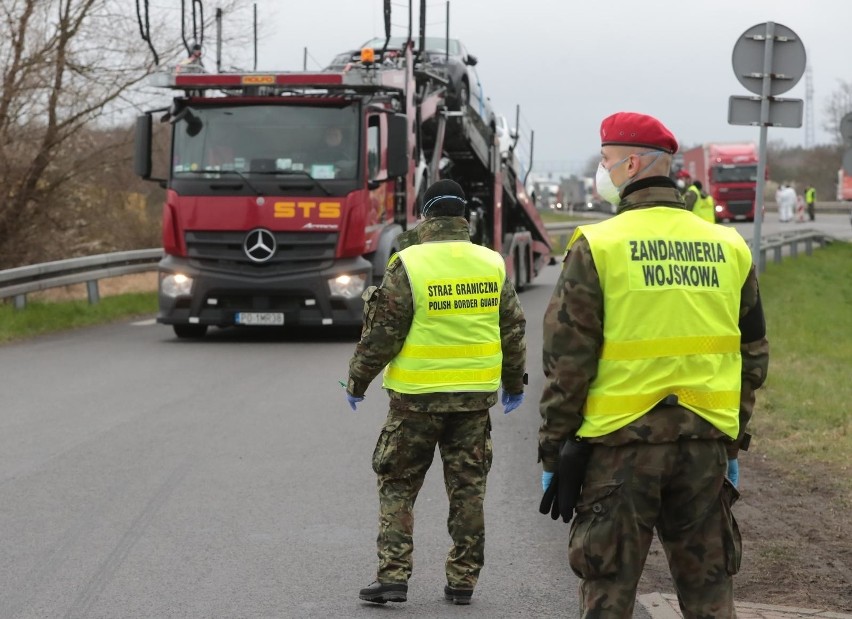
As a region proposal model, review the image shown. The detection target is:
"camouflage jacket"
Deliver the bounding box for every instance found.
[538,179,769,469]
[348,216,527,413]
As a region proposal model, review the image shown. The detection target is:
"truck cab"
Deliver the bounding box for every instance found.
[135,68,413,338]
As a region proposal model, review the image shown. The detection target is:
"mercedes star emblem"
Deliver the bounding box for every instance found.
[243,228,277,263]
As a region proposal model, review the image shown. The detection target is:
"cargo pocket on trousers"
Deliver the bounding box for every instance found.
[720,477,742,575]
[371,418,403,475]
[568,482,623,579]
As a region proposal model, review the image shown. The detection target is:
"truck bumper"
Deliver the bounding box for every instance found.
[156,254,372,328]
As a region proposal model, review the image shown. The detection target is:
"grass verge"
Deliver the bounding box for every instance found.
[0,292,157,344]
[753,242,852,494]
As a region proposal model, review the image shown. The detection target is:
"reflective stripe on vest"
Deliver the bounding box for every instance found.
[382,241,505,394]
[568,207,753,438]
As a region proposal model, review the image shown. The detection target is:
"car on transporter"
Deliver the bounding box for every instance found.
[326,37,495,128]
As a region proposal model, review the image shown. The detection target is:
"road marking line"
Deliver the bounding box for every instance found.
[131,319,156,326]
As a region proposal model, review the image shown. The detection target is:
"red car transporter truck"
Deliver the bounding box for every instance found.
[682,143,759,222]
[134,26,550,338]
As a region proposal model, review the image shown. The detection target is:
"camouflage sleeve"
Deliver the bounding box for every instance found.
[684,190,697,210]
[347,257,413,397]
[538,236,604,470]
[732,265,769,458]
[396,227,420,250]
[499,277,527,394]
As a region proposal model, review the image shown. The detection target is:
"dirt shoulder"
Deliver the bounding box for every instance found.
[637,452,852,612]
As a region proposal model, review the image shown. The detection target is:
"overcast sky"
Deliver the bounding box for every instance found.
[236,0,850,176]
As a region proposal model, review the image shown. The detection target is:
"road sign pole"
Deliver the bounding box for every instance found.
[752,21,775,268]
[731,20,805,268]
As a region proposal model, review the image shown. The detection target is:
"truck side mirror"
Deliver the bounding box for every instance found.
[134,114,153,179]
[387,114,409,178]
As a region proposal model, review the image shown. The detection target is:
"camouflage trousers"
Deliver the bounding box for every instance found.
[568,439,741,618]
[371,408,493,588]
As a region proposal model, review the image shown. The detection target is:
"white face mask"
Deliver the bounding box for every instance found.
[595,157,628,205]
[595,151,665,206]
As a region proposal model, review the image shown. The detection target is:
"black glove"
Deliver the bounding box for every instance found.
[538,438,593,524]
[539,471,561,520]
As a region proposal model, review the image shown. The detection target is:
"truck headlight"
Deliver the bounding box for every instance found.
[328,273,367,299]
[161,273,193,297]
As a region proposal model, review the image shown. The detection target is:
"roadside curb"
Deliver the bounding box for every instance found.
[638,593,852,618]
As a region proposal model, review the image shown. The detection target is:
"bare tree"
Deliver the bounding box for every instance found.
[0,0,247,269]
[822,79,852,144]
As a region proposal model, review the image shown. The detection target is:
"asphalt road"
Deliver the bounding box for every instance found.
[0,263,629,618]
[727,212,852,242]
[4,214,849,618]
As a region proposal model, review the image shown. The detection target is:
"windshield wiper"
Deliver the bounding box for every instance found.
[267,169,332,196]
[179,168,332,196]
[179,169,264,196]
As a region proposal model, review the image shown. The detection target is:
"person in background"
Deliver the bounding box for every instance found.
[315,126,356,178]
[539,111,769,617]
[795,190,807,223]
[347,179,527,607]
[689,180,716,224]
[780,182,798,223]
[805,184,816,222]
[674,168,691,192]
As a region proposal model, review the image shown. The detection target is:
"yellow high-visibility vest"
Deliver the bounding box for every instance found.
[805,187,816,203]
[688,185,716,224]
[568,207,753,438]
[383,241,505,394]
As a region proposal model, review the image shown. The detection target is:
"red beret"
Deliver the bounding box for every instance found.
[600,112,678,154]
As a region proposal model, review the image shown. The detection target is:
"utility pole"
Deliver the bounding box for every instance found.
[805,61,815,148]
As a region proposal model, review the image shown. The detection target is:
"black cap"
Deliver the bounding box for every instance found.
[422,179,466,218]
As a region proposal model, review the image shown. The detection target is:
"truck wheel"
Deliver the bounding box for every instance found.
[514,251,527,292]
[173,324,208,339]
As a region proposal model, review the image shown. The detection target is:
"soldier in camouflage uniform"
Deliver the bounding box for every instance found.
[347,179,527,606]
[539,113,769,618]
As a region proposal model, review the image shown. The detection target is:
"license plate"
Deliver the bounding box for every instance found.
[235,312,284,326]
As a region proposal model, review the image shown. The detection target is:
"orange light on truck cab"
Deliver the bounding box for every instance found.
[242,75,275,85]
[360,48,375,64]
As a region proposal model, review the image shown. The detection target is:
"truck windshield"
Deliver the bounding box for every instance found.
[713,165,757,183]
[172,104,360,180]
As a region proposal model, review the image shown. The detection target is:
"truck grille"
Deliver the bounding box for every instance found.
[727,201,752,216]
[184,230,338,276]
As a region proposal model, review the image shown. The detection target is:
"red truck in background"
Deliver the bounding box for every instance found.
[837,169,852,201]
[133,2,550,339]
[682,143,759,222]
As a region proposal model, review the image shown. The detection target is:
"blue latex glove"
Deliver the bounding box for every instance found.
[541,471,554,491]
[346,393,364,411]
[501,390,524,414]
[727,458,739,488]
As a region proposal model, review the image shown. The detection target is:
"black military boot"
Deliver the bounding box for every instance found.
[359,581,408,604]
[444,585,473,605]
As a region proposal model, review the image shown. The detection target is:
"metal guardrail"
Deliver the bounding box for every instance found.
[753,228,834,273]
[0,249,162,309]
[545,222,835,273]
[0,224,837,310]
